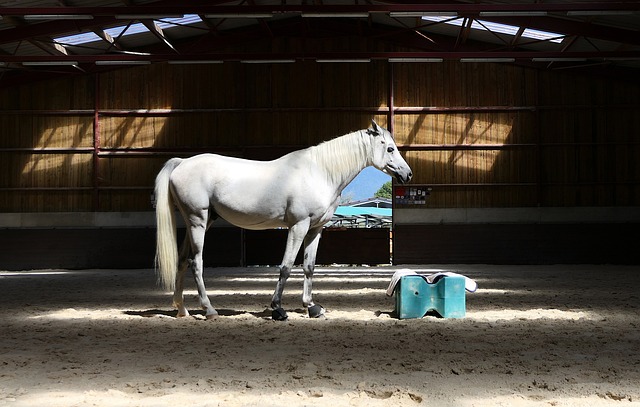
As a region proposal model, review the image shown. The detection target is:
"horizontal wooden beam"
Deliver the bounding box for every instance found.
[2,104,639,116]
[2,51,639,64]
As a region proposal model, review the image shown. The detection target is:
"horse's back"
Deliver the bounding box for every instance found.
[170,153,297,192]
[168,152,323,229]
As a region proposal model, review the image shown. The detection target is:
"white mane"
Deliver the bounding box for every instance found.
[307,130,372,188]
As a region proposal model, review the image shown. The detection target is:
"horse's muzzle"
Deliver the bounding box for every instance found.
[391,167,412,185]
[395,172,412,184]
[384,163,412,185]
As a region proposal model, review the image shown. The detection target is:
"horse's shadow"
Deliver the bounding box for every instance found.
[124,308,307,319]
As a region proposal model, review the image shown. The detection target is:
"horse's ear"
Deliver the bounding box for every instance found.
[372,119,380,133]
[369,119,381,136]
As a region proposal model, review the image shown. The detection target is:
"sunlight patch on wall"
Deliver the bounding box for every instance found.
[19,115,169,189]
[398,113,515,172]
[20,153,92,185]
[101,116,169,148]
[444,114,513,172]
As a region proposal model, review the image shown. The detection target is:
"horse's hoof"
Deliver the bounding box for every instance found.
[205,313,219,320]
[308,304,325,318]
[272,307,288,321]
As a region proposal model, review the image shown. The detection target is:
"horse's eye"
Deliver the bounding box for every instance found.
[387,146,395,153]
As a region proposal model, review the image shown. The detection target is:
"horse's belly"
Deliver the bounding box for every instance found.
[212,204,287,230]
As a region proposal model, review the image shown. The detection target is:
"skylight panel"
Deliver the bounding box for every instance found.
[104,22,148,38]
[522,28,564,43]
[477,20,520,36]
[55,31,102,46]
[156,14,202,29]
[54,15,203,47]
[422,16,563,44]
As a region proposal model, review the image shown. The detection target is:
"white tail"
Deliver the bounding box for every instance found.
[154,158,183,292]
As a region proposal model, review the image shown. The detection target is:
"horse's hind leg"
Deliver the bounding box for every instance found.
[188,216,218,319]
[173,235,191,317]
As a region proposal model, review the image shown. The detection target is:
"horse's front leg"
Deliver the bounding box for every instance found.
[302,226,325,318]
[271,220,309,320]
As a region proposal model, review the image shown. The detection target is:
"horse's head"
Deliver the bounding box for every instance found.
[368,120,412,184]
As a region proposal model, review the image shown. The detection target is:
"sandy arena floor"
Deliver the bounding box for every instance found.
[0,264,639,406]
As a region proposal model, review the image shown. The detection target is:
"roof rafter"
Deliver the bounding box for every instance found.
[92,28,124,51]
[141,19,179,53]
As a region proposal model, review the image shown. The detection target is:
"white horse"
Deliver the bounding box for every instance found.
[154,120,412,320]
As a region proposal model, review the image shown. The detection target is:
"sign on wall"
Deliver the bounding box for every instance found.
[393,185,432,205]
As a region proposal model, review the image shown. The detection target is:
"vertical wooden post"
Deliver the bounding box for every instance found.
[534,70,542,207]
[389,61,396,264]
[93,76,101,211]
[388,62,395,135]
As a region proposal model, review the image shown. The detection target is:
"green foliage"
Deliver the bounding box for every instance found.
[374,181,392,199]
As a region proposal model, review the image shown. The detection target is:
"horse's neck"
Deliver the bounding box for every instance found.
[309,131,371,192]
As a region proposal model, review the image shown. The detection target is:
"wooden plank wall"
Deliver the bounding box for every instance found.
[393,62,640,208]
[0,76,95,211]
[0,62,388,211]
[1,61,639,212]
